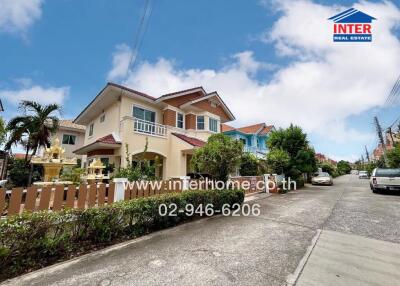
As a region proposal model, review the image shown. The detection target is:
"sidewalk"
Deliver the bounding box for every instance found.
[296,230,400,286]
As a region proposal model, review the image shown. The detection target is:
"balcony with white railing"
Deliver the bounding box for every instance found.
[243,145,268,158]
[133,117,167,137]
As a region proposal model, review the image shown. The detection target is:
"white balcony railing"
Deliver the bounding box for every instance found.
[243,146,267,156]
[133,117,167,137]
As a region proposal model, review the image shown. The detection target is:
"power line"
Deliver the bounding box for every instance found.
[122,0,154,82]
[385,74,400,106]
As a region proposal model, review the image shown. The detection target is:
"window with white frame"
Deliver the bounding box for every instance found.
[100,114,105,123]
[209,118,218,132]
[62,134,76,145]
[133,106,155,122]
[177,113,184,128]
[197,116,205,130]
[89,123,94,136]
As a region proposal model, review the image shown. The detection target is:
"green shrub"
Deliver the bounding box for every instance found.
[295,177,305,189]
[0,189,244,281]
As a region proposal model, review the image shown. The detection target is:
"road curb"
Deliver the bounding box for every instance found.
[286,229,322,286]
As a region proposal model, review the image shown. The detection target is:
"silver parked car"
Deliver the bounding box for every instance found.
[358,171,368,179]
[311,172,333,185]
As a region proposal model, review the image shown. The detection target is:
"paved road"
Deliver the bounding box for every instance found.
[3,175,400,286]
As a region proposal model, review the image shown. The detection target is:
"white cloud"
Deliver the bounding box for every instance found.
[107,0,400,148]
[0,85,69,106]
[0,0,43,34]
[107,44,135,81]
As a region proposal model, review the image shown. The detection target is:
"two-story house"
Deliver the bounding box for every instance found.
[221,123,274,159]
[73,82,235,179]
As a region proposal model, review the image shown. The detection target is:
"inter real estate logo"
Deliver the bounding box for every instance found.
[328,8,376,42]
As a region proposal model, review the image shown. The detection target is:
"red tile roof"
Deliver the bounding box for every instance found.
[158,86,205,98]
[59,119,86,131]
[259,125,274,135]
[96,134,121,144]
[14,153,26,159]
[222,123,274,135]
[221,123,235,132]
[172,133,205,147]
[236,123,265,134]
[108,82,157,101]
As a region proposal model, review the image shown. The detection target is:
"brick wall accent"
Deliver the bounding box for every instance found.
[162,92,203,107]
[185,114,196,130]
[163,109,176,127]
[192,99,230,122]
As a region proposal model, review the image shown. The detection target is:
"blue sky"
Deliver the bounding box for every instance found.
[0,0,399,162]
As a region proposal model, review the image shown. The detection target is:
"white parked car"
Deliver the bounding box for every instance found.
[370,168,400,193]
[311,172,333,186]
[358,171,368,179]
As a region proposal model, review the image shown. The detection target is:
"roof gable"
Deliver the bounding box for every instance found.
[172,133,205,147]
[328,8,376,23]
[181,92,235,122]
[222,123,274,135]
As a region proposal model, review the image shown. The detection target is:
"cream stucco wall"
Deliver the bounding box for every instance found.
[54,129,85,159]
[84,100,121,145]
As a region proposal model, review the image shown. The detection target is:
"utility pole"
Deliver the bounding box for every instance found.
[364,145,370,163]
[387,127,395,146]
[374,116,388,166]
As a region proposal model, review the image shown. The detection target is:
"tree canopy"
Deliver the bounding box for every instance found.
[387,144,400,168]
[5,101,61,161]
[191,134,243,181]
[266,124,317,178]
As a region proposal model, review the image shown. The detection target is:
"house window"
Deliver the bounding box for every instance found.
[133,106,155,122]
[89,123,94,136]
[100,114,105,123]
[197,116,205,130]
[62,134,76,145]
[100,158,109,165]
[209,118,218,132]
[177,113,184,129]
[239,138,246,146]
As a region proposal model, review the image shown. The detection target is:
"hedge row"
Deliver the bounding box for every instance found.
[0,189,244,281]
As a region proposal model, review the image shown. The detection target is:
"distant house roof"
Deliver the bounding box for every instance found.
[13,153,26,160]
[328,8,376,23]
[221,123,235,132]
[222,123,275,136]
[172,133,205,147]
[59,120,86,131]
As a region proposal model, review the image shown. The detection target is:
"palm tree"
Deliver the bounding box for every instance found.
[5,101,61,161]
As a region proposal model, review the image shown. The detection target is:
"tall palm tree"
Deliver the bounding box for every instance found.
[5,101,61,161]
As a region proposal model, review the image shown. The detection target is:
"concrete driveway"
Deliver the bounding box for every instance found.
[3,175,400,286]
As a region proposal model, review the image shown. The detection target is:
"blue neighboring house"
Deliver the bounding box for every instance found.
[222,122,275,159]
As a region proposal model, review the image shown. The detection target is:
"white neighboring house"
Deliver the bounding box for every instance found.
[39,120,86,161]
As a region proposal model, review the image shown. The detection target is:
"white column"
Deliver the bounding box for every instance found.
[113,178,128,202]
[263,174,270,194]
[180,176,190,191]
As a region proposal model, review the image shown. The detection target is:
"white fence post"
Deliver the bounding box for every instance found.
[113,178,128,201]
[180,176,190,191]
[263,174,270,194]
